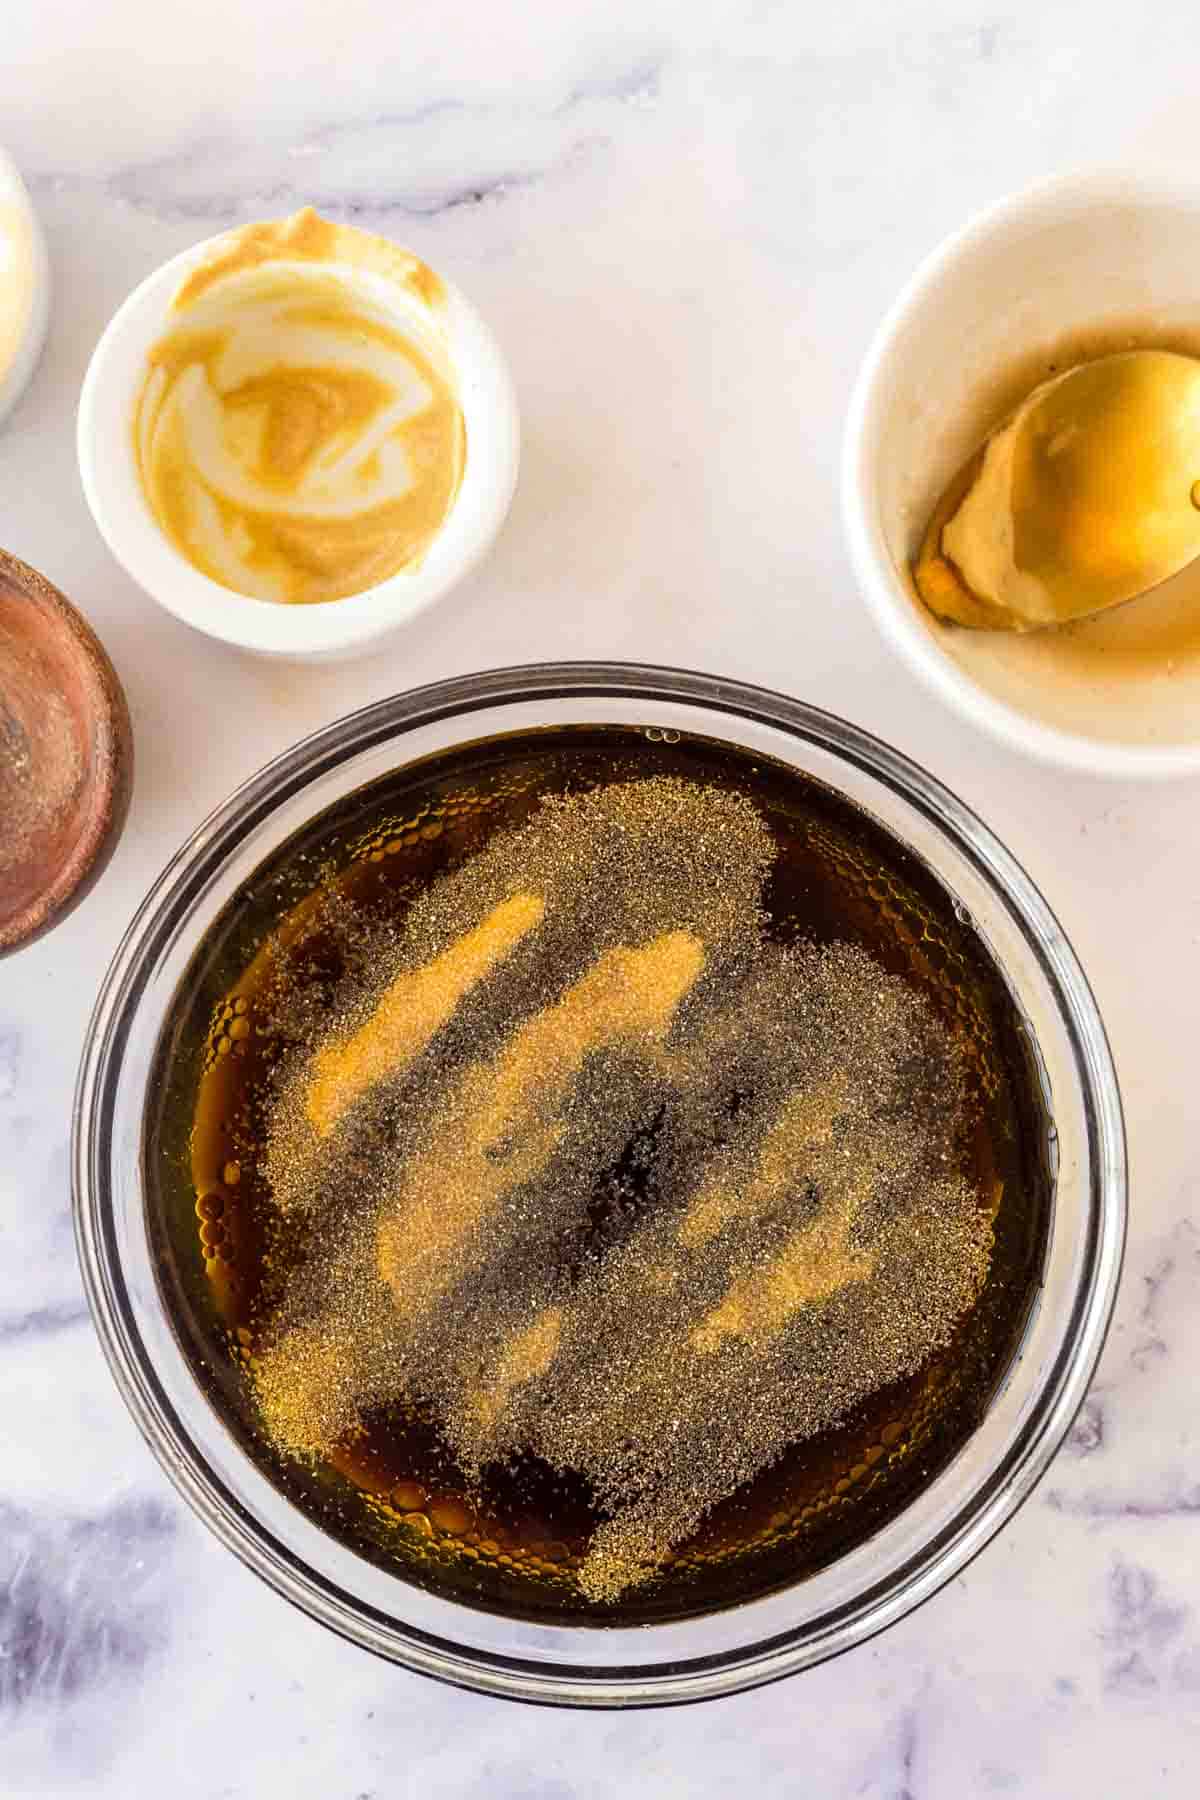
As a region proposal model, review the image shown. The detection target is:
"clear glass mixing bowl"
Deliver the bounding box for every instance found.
[73,663,1125,1705]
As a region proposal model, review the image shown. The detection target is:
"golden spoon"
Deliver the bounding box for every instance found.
[913,349,1200,632]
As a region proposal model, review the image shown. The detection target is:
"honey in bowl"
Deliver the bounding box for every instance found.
[133,210,465,605]
[145,726,1052,1624]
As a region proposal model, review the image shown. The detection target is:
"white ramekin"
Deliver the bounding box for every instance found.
[0,147,50,427]
[77,228,519,660]
[842,168,1200,779]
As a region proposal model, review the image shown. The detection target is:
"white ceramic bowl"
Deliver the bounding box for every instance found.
[843,169,1200,779]
[78,229,519,660]
[0,146,50,427]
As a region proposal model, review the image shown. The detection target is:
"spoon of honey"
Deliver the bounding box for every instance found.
[913,349,1200,632]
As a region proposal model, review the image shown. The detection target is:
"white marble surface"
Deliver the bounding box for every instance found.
[3,1,1200,1792]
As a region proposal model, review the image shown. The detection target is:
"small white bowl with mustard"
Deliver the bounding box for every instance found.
[843,168,1200,779]
[78,210,519,660]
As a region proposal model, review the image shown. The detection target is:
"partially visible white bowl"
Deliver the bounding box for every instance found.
[0,147,50,428]
[843,168,1200,779]
[78,228,519,660]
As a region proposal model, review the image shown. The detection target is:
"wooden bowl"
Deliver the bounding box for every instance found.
[0,549,133,954]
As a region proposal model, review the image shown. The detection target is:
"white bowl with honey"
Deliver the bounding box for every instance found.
[78,210,519,660]
[843,168,1200,778]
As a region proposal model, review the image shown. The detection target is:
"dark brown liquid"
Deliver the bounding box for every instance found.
[145,725,1052,1625]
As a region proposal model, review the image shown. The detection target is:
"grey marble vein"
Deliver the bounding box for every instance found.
[894,1703,921,1800]
[1046,1486,1200,1521]
[1062,1396,1105,1458]
[27,56,664,226]
[0,1028,19,1100]
[0,1301,90,1346]
[0,1497,177,1717]
[1100,1557,1197,1697]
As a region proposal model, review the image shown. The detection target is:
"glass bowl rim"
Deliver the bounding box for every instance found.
[72,660,1126,1706]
